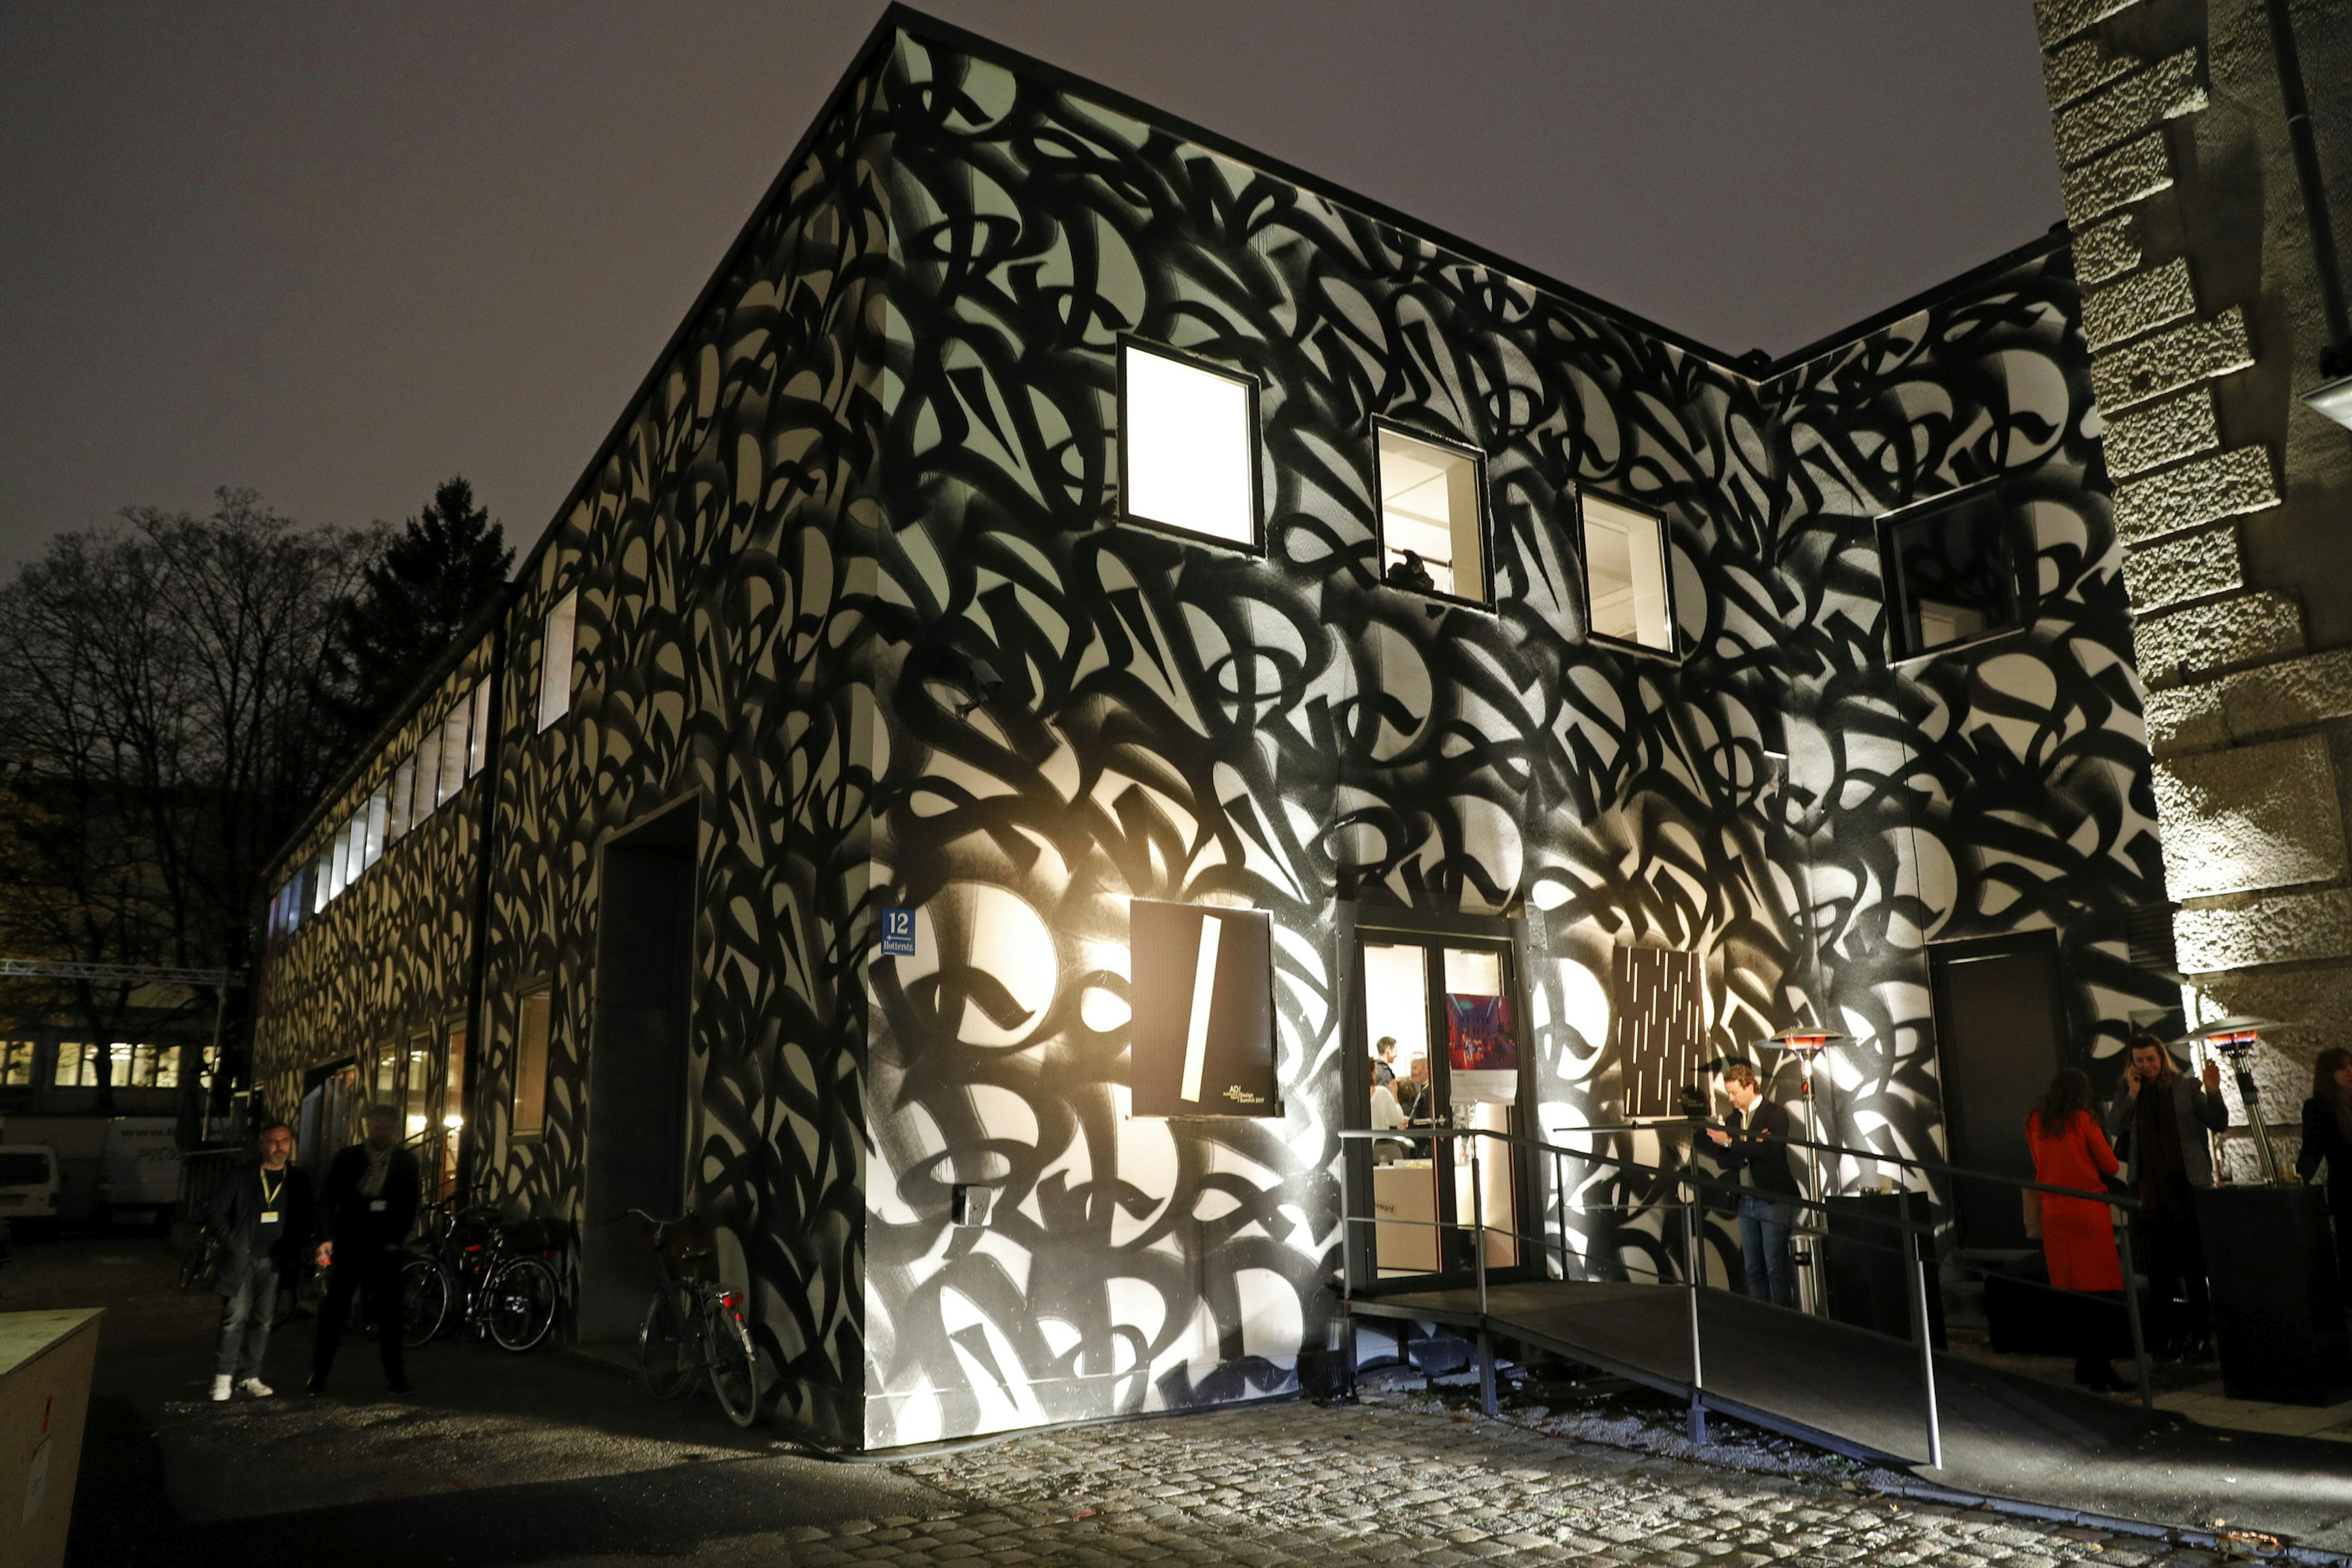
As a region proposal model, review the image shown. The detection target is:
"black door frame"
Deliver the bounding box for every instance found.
[1336,901,1540,1297]
[1924,927,2071,1251]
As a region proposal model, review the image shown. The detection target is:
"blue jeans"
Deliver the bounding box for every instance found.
[215,1262,277,1379]
[1738,1196,1798,1309]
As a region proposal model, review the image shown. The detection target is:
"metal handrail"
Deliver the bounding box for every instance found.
[1340,1117,2165,1466]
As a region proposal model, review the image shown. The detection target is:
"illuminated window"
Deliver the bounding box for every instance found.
[537,591,578,731]
[405,1033,434,1141]
[443,1024,467,1132]
[1880,484,2022,658]
[363,786,389,869]
[1,1042,35,1087]
[1580,494,1676,653]
[53,1043,96,1087]
[1119,341,1259,548]
[388,757,416,840]
[1376,424,1488,602]
[512,990,552,1140]
[467,677,492,776]
[412,729,442,824]
[437,698,469,805]
[312,848,332,913]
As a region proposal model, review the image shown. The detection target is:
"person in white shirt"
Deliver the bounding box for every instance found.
[1370,1063,1408,1162]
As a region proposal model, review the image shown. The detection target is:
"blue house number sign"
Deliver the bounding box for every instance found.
[881,907,917,958]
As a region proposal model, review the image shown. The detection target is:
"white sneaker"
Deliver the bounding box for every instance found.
[237,1378,274,1398]
[210,1374,233,1402]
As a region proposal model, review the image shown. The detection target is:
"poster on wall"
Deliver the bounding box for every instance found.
[1447,993,1517,1104]
[1616,944,1705,1118]
[1128,900,1279,1117]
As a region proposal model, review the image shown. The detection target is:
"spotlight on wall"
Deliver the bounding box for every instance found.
[2303,372,2352,432]
[956,657,1005,718]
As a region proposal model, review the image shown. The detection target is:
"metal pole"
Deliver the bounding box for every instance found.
[1469,1129,1489,1319]
[1554,1149,1570,1280]
[1909,1219,1943,1470]
[1685,1182,1708,1444]
[2117,1215,2154,1407]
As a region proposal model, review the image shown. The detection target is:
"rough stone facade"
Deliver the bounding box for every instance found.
[2037,0,2352,1168]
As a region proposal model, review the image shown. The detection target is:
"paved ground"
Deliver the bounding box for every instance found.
[2,1234,2336,1566]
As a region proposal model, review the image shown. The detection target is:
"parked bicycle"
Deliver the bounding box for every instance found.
[626,1207,758,1427]
[398,1189,561,1352]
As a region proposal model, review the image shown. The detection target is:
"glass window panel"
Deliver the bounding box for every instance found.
[153,1045,181,1090]
[468,676,492,775]
[412,734,442,824]
[537,591,578,732]
[364,786,389,867]
[312,849,332,913]
[513,992,552,1139]
[1121,343,1256,546]
[443,1025,467,1131]
[1581,494,1675,651]
[438,701,469,804]
[405,1035,434,1141]
[1886,489,2019,657]
[1442,948,1504,997]
[388,758,416,840]
[54,1043,93,1086]
[110,1041,135,1087]
[1378,427,1487,601]
[1363,943,1431,1073]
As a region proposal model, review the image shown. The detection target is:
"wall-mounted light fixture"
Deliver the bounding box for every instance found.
[955,657,1005,718]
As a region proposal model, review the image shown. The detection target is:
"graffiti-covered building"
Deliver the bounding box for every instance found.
[252,7,2173,1450]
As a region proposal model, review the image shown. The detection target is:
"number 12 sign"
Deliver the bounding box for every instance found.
[880,907,917,958]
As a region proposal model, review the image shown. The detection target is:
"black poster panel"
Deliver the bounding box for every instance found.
[1128,900,1278,1117]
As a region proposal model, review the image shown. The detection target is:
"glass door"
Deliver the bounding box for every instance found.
[1360,935,1522,1279]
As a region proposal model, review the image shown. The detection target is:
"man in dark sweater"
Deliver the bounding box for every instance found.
[1708,1060,1803,1308]
[309,1103,423,1395]
[2103,1031,2227,1358]
[203,1120,318,1400]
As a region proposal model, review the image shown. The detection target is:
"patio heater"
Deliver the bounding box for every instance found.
[1765,1027,1845,1314]
[2183,1016,2284,1185]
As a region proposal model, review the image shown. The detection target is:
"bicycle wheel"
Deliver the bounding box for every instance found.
[399,1256,451,1348]
[178,1239,215,1292]
[705,1293,760,1428]
[484,1255,559,1352]
[638,1282,696,1400]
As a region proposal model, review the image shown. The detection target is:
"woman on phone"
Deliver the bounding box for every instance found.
[2027,1068,2126,1391]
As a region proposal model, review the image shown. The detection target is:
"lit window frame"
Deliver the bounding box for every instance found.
[510,987,553,1142]
[537,589,579,733]
[1575,489,1683,662]
[1876,476,2031,665]
[1370,416,1495,611]
[1115,336,1265,556]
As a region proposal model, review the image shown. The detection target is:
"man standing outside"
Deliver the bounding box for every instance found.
[309,1103,422,1395]
[1708,1061,1803,1308]
[204,1120,317,1401]
[2104,1031,2227,1358]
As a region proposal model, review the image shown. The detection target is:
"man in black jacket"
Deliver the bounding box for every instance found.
[309,1103,422,1395]
[204,1120,318,1401]
[1708,1061,1803,1308]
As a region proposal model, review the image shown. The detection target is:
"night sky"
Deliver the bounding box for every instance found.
[0,2,2059,572]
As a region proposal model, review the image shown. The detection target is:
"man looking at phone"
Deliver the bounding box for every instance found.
[309,1103,422,1395]
[1707,1061,1803,1308]
[2103,1031,2227,1359]
[203,1120,317,1401]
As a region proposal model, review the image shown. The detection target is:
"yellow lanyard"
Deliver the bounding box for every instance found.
[260,1169,283,1208]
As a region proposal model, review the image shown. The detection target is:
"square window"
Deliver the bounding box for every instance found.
[1580,494,1675,653]
[1376,425,1488,602]
[1119,342,1258,548]
[1881,486,2022,658]
[537,590,578,731]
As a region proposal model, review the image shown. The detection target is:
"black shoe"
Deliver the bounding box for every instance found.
[305,1374,327,1395]
[385,1379,412,1396]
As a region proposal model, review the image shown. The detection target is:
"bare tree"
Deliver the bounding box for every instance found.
[0,489,378,1110]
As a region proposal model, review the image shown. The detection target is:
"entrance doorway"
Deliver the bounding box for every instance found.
[1357,932,1523,1280]
[579,802,695,1343]
[1928,932,2067,1250]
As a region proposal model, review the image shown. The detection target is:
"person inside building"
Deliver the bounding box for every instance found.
[203,1120,318,1401]
[1706,1060,1801,1308]
[2103,1031,2226,1360]
[1370,1061,1408,1163]
[1372,1036,1399,1088]
[309,1102,423,1396]
[2026,1068,2127,1392]
[2297,1046,2352,1289]
[1400,1054,1432,1121]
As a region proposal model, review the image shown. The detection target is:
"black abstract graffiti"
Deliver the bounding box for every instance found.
[254,19,2171,1449]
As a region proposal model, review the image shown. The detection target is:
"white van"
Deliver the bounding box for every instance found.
[0,1146,62,1224]
[99,1120,181,1227]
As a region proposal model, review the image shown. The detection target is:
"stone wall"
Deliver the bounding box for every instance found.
[2035,0,2352,1172]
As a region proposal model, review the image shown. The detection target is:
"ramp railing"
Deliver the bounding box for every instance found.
[1340,1120,2154,1469]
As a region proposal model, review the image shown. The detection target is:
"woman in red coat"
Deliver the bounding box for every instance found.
[2026,1068,2125,1390]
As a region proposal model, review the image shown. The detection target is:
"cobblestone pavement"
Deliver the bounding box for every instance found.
[548,1398,2245,1568]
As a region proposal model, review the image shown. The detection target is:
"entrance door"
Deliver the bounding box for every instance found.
[580,803,695,1343]
[1928,932,2066,1250]
[1360,935,1521,1278]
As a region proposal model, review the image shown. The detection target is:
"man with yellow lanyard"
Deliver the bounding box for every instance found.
[203,1120,318,1401]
